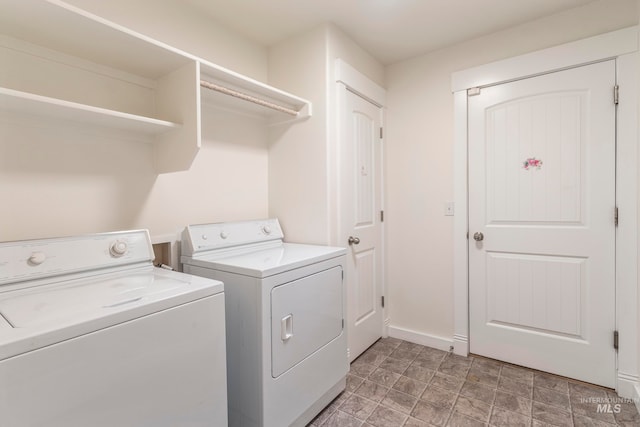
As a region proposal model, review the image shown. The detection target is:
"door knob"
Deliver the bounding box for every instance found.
[473,232,484,242]
[348,236,360,245]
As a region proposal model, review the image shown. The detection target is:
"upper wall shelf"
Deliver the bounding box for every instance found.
[0,0,312,171]
[199,62,312,125]
[0,0,192,79]
[0,88,180,135]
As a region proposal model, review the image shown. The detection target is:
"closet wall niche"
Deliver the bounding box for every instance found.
[0,0,311,173]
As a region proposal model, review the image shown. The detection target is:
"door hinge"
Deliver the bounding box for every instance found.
[379,127,383,139]
[468,87,481,96]
[614,330,619,350]
[380,210,384,222]
[614,85,619,105]
[381,296,385,308]
[615,206,619,227]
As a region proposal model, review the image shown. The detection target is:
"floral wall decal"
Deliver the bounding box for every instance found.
[523,157,543,170]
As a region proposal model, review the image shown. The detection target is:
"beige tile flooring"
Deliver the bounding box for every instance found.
[308,337,640,427]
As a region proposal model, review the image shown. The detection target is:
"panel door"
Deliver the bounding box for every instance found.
[468,60,616,387]
[342,88,384,361]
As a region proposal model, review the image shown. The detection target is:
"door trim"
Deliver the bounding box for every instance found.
[452,26,639,399]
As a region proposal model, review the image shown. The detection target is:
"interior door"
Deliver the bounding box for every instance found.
[468,60,616,387]
[342,88,384,362]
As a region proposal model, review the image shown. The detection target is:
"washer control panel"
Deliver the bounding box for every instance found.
[182,219,284,256]
[0,230,154,286]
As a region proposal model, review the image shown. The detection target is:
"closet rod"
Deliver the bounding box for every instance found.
[200,80,298,116]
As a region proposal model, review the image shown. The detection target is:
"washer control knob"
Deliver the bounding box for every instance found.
[220,231,229,239]
[202,234,208,240]
[109,240,128,258]
[28,251,46,266]
[262,225,272,235]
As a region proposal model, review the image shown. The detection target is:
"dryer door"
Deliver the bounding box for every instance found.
[271,266,343,378]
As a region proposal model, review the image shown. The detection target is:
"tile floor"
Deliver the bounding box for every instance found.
[308,337,640,427]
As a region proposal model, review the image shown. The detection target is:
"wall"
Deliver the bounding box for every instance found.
[637,0,640,403]
[267,26,329,244]
[384,0,639,343]
[2,0,270,247]
[63,0,267,81]
[267,24,384,245]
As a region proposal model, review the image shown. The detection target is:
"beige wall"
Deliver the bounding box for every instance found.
[268,24,384,245]
[384,0,638,341]
[64,0,268,81]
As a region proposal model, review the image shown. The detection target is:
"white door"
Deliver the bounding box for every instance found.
[342,88,384,361]
[468,60,616,387]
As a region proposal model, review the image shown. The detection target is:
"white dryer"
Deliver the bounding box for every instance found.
[0,230,227,427]
[181,219,347,427]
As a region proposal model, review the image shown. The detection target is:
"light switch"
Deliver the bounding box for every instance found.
[444,202,455,216]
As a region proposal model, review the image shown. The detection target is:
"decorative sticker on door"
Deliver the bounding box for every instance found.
[522,157,543,170]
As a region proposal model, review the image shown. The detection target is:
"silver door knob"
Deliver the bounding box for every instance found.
[473,232,484,242]
[348,236,360,245]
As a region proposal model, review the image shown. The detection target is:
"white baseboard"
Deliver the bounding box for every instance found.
[453,334,469,357]
[387,325,453,352]
[382,317,390,338]
[617,371,640,400]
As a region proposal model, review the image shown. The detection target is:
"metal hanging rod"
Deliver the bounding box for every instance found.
[200,79,298,117]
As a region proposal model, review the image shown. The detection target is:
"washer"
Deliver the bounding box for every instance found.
[181,219,347,427]
[0,230,227,427]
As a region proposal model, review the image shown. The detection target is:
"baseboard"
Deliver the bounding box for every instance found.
[382,317,390,338]
[617,371,640,400]
[453,334,469,357]
[387,325,453,352]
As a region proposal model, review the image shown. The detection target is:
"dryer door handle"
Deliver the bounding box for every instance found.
[281,314,294,341]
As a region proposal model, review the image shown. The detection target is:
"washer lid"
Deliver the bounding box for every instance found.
[0,268,220,328]
[187,242,346,278]
[0,267,223,360]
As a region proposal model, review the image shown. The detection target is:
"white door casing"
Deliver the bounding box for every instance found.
[335,59,386,362]
[468,61,616,387]
[452,27,639,398]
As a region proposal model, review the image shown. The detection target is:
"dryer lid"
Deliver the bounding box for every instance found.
[186,242,346,278]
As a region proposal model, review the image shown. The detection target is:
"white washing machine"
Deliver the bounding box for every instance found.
[181,219,348,427]
[0,230,227,427]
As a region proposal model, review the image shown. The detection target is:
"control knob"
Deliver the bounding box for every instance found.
[109,240,128,258]
[262,225,272,235]
[28,251,46,266]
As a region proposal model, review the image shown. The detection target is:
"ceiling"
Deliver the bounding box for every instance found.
[183,0,597,64]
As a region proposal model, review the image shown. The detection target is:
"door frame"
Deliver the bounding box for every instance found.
[334,59,387,358]
[452,27,639,399]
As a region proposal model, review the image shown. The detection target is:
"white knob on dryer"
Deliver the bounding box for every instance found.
[109,240,128,258]
[220,231,229,239]
[262,225,272,235]
[28,251,46,266]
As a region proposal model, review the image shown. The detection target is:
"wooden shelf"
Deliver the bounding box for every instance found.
[0,88,180,135]
[200,62,312,125]
[0,0,193,79]
[0,0,312,172]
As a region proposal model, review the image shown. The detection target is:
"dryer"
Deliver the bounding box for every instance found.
[0,230,227,427]
[181,219,347,427]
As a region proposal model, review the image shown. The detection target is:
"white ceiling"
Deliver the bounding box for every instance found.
[183,0,596,64]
